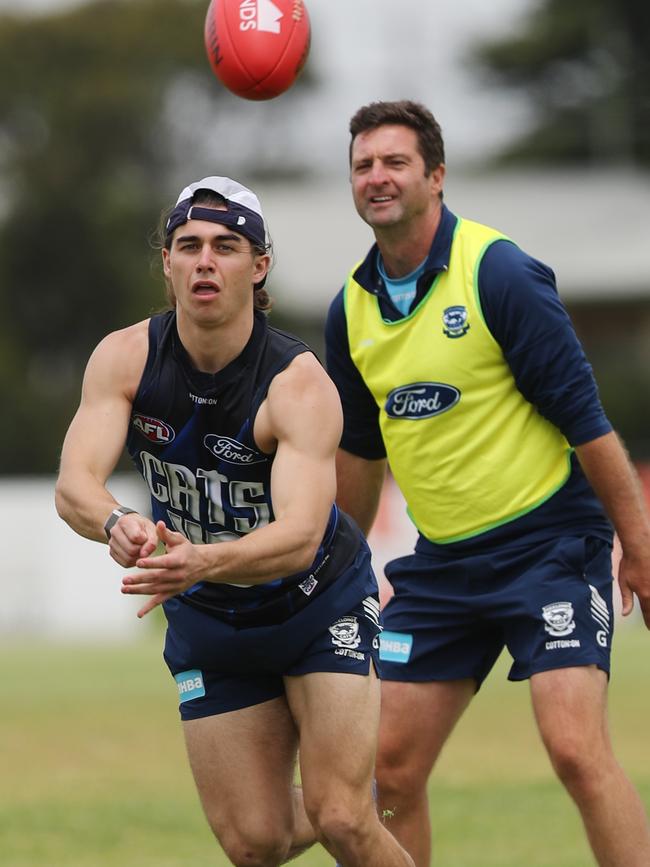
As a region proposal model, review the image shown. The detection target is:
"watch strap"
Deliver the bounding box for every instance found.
[104,506,137,540]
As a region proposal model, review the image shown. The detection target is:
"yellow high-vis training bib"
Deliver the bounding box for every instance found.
[344,217,572,543]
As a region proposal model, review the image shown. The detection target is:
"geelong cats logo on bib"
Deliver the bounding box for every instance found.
[442,305,470,338]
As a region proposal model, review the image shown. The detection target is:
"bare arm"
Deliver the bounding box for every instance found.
[55,323,158,565]
[122,353,345,615]
[575,431,650,628]
[335,448,387,536]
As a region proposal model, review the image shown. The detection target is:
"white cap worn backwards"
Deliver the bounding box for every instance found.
[166,176,270,252]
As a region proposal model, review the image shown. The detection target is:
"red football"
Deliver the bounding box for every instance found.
[204,0,311,100]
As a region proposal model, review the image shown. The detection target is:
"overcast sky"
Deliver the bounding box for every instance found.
[2,0,536,169]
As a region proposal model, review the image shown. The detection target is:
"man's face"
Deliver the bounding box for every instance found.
[350,124,444,231]
[162,211,269,327]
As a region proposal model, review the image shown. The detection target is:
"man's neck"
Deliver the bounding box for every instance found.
[376,203,442,279]
[176,309,254,375]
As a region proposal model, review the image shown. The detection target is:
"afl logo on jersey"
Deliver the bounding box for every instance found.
[204,435,267,465]
[132,414,175,444]
[385,383,460,420]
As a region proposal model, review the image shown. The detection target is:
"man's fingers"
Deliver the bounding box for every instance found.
[136,593,169,618]
[134,552,177,570]
[156,520,185,547]
[620,588,634,617]
[618,570,634,617]
[139,538,158,559]
[122,568,176,589]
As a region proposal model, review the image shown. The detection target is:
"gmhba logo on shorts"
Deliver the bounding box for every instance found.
[385,382,460,420]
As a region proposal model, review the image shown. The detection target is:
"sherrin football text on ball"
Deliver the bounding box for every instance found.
[204,0,311,100]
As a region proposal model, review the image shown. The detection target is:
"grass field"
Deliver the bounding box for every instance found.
[2,624,649,867]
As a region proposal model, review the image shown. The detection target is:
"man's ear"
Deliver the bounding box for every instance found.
[430,163,446,198]
[253,254,271,285]
[162,247,171,278]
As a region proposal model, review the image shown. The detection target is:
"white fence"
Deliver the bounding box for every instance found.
[1,475,148,640]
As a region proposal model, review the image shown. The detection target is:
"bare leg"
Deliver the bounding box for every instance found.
[287,785,317,860]
[183,696,308,866]
[375,679,475,867]
[531,666,650,867]
[285,668,415,867]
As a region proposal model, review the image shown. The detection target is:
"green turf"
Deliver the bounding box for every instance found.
[1,625,648,866]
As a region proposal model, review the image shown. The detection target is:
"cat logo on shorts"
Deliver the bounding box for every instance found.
[542,601,576,637]
[329,616,361,649]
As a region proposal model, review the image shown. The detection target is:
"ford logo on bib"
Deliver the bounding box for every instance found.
[385,382,461,420]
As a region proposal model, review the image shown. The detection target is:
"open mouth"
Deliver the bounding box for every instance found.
[192,280,220,296]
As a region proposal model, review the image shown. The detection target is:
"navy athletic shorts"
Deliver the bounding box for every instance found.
[163,542,382,719]
[379,535,614,687]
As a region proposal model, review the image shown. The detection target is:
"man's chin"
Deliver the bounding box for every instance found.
[366,213,401,231]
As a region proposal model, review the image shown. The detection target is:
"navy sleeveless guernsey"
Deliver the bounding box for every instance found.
[126,309,359,626]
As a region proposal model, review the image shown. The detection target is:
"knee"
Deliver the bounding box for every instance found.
[376,738,430,802]
[307,799,372,851]
[216,822,292,867]
[545,731,611,794]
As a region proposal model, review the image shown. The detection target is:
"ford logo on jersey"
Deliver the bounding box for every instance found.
[385,383,461,420]
[204,435,267,465]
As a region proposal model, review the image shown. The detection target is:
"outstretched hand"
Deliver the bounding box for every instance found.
[121,521,206,618]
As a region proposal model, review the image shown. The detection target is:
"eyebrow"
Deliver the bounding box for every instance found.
[352,150,411,167]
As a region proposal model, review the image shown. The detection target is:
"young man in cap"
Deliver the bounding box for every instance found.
[55,177,414,867]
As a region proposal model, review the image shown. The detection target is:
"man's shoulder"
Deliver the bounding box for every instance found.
[95,318,150,357]
[266,318,310,353]
[88,319,150,397]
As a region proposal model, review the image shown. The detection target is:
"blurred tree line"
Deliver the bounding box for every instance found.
[472,0,650,165]
[0,0,648,474]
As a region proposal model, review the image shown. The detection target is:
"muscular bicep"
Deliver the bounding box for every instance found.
[263,354,342,537]
[56,324,148,538]
[58,372,131,486]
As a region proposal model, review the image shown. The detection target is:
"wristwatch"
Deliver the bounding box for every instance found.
[104,506,137,540]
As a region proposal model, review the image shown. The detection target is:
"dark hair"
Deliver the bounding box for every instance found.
[155,188,273,313]
[349,100,445,176]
